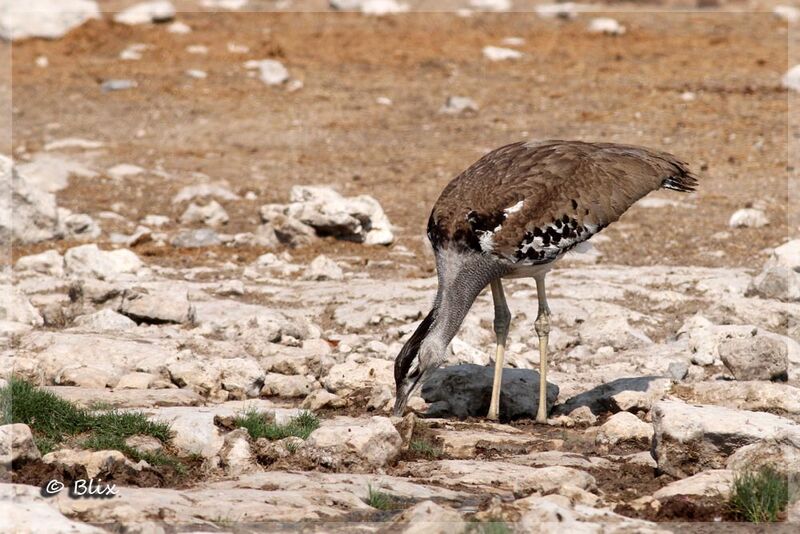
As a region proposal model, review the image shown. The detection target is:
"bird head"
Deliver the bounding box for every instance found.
[392,311,436,417]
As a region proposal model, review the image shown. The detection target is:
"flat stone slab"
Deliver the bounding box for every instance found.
[673,381,800,414]
[653,469,735,500]
[46,471,468,525]
[45,387,204,409]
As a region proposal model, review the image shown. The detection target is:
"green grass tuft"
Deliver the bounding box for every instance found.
[410,438,442,459]
[1,378,92,442]
[729,466,790,522]
[234,409,320,440]
[1,378,178,468]
[365,485,396,510]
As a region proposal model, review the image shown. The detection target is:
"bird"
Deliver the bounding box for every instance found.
[392,139,697,422]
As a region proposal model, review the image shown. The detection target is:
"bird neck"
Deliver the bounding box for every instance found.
[422,247,507,363]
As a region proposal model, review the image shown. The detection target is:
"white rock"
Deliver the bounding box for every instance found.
[652,400,800,477]
[149,406,224,459]
[107,163,144,179]
[15,249,64,276]
[43,448,144,478]
[220,357,266,398]
[186,44,208,54]
[64,244,143,280]
[535,2,581,20]
[587,17,626,35]
[116,372,159,389]
[749,239,800,301]
[676,381,800,414]
[17,153,95,192]
[595,411,653,447]
[330,0,363,9]
[0,0,99,40]
[719,334,788,381]
[1,155,62,244]
[306,416,402,467]
[726,432,800,474]
[186,69,207,79]
[120,43,147,60]
[60,211,101,240]
[422,460,595,494]
[172,183,240,203]
[392,500,465,533]
[0,289,44,326]
[513,494,664,532]
[216,279,245,296]
[167,20,191,33]
[44,137,103,151]
[774,5,800,23]
[72,309,137,331]
[219,428,255,475]
[303,255,344,281]
[0,485,106,533]
[0,424,41,467]
[141,214,170,227]
[653,469,734,500]
[283,185,394,245]
[361,0,409,15]
[180,200,229,227]
[729,207,769,228]
[439,96,479,115]
[482,46,522,61]
[114,1,175,25]
[323,357,394,393]
[245,59,290,85]
[202,0,248,8]
[262,373,318,398]
[119,288,195,325]
[469,0,511,11]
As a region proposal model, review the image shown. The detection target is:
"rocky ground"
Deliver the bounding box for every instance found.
[2,0,800,532]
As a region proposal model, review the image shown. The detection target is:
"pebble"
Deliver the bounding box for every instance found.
[482,46,523,61]
[728,208,768,228]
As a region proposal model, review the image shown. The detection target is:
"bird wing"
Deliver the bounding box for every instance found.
[428,140,697,264]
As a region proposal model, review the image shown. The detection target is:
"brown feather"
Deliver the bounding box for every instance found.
[428,140,697,264]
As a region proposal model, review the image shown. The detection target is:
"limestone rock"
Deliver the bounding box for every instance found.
[322,357,393,394]
[302,255,344,281]
[726,432,800,474]
[119,288,195,325]
[652,400,800,477]
[718,334,788,381]
[0,0,99,41]
[179,200,229,227]
[15,249,64,276]
[43,448,146,478]
[392,500,465,534]
[114,1,175,25]
[653,469,735,500]
[261,373,318,398]
[0,155,62,244]
[595,412,653,447]
[219,428,256,475]
[0,424,41,467]
[72,309,137,331]
[306,416,402,468]
[64,244,143,280]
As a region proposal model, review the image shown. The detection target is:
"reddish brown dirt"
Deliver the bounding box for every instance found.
[8,10,792,273]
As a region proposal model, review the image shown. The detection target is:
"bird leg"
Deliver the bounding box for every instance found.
[534,274,551,424]
[487,278,510,421]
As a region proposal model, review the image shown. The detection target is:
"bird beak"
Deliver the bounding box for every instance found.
[392,371,424,417]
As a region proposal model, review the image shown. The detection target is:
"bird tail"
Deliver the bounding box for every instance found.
[661,160,698,193]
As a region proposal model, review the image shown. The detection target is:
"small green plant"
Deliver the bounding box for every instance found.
[410,438,442,459]
[1,378,178,468]
[729,466,790,522]
[365,484,396,510]
[234,409,320,440]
